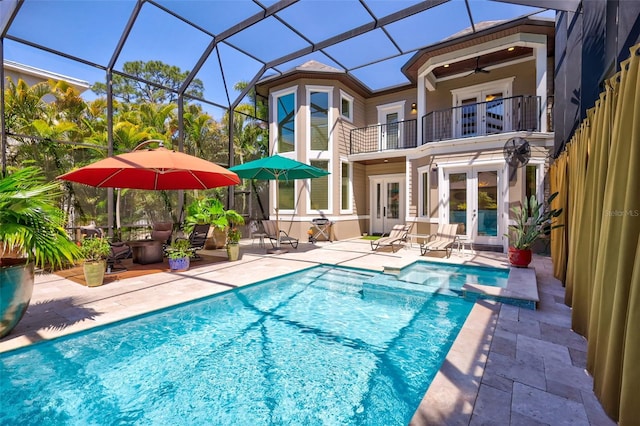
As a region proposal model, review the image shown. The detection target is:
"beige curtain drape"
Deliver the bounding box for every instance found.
[550,151,568,282]
[549,44,640,424]
[563,122,589,307]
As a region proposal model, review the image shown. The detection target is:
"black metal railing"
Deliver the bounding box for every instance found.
[349,119,417,154]
[422,95,541,144]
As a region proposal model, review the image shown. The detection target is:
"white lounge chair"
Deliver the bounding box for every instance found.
[420,223,459,258]
[371,224,410,253]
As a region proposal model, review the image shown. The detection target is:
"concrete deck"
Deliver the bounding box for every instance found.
[0,239,614,425]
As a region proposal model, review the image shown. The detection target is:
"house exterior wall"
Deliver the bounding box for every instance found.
[261,20,556,247]
[364,88,416,124]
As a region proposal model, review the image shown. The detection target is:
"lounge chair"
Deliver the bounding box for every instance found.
[177,223,210,260]
[420,223,459,258]
[263,220,299,249]
[371,224,410,253]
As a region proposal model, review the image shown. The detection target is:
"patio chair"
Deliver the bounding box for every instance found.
[151,222,173,254]
[371,224,410,253]
[263,220,299,249]
[80,224,133,272]
[420,223,459,258]
[249,220,268,248]
[178,223,210,260]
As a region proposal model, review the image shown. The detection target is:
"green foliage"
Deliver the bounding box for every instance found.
[91,60,204,104]
[184,197,245,233]
[506,192,563,250]
[0,167,80,268]
[166,238,191,260]
[4,70,260,230]
[79,237,111,262]
[226,228,242,245]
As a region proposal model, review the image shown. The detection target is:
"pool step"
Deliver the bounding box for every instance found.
[362,274,461,299]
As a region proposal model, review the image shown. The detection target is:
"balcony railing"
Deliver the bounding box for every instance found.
[348,95,543,155]
[422,95,541,143]
[349,119,417,155]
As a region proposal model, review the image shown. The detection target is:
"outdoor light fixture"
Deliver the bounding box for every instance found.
[443,64,450,68]
[411,103,417,113]
[508,46,515,51]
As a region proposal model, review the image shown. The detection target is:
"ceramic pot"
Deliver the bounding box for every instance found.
[169,256,190,271]
[0,262,34,338]
[83,260,106,287]
[508,247,532,268]
[226,244,240,261]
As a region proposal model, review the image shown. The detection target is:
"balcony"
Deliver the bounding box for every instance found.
[349,119,417,155]
[422,95,541,143]
[348,95,544,155]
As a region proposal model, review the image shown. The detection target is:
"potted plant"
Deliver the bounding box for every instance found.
[505,192,562,268]
[184,197,245,249]
[226,228,242,261]
[0,167,81,337]
[79,236,111,287]
[166,238,191,271]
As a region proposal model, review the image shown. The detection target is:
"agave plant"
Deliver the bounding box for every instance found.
[0,167,80,268]
[506,192,563,250]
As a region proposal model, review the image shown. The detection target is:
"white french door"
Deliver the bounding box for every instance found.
[443,166,503,245]
[377,102,404,150]
[452,78,514,139]
[370,175,405,235]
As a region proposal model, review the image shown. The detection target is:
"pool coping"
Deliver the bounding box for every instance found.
[462,266,539,309]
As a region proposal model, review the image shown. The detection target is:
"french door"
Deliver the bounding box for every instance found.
[377,103,403,150]
[370,175,405,235]
[444,167,503,245]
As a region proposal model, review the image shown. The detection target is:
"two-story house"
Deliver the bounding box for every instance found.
[255,16,554,252]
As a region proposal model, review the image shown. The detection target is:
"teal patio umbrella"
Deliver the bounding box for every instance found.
[229,154,330,250]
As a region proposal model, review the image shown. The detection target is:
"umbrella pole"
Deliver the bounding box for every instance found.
[275,180,280,249]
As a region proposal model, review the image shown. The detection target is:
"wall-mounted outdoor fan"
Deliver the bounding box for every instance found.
[503,137,531,179]
[466,57,490,76]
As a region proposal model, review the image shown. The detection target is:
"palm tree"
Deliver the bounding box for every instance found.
[0,167,79,268]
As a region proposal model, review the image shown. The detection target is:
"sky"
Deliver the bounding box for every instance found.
[3,0,554,117]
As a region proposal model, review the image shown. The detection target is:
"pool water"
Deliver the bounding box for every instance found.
[395,261,509,291]
[0,265,474,425]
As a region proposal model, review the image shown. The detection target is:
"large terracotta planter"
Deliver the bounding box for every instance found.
[508,247,532,268]
[83,260,106,287]
[0,262,35,338]
[205,228,227,249]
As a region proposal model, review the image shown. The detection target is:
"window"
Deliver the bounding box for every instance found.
[310,90,329,151]
[525,164,539,202]
[278,180,295,210]
[341,161,351,212]
[340,90,353,122]
[419,168,430,217]
[310,160,329,211]
[275,90,295,153]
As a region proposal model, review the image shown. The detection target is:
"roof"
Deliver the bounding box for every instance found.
[3,60,90,93]
[257,16,555,96]
[1,1,556,111]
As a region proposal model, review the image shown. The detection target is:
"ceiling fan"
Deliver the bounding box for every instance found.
[466,57,490,76]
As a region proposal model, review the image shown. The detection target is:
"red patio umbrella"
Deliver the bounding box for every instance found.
[57,145,240,190]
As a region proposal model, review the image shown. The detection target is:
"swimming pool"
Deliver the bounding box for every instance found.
[0,265,474,425]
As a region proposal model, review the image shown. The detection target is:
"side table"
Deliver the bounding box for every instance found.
[127,239,164,264]
[456,235,474,255]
